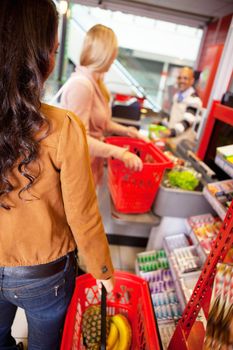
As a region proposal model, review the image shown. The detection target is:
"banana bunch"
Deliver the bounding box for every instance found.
[106,314,132,350]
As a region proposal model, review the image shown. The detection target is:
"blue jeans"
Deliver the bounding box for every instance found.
[0,254,76,350]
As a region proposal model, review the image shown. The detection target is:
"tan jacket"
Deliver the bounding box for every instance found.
[0,103,114,280]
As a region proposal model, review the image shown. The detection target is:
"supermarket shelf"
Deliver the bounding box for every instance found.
[185,215,223,260]
[163,234,206,310]
[215,154,233,178]
[187,229,200,247]
[187,230,208,260]
[168,101,233,349]
[203,187,227,220]
[167,255,187,312]
[169,201,233,348]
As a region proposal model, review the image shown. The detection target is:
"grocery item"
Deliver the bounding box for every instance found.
[137,250,169,272]
[136,249,182,323]
[148,124,168,140]
[171,246,202,275]
[164,234,190,253]
[217,144,233,160]
[106,322,118,350]
[187,214,222,254]
[167,168,200,191]
[82,307,132,350]
[82,305,110,349]
[110,314,132,350]
[204,180,233,216]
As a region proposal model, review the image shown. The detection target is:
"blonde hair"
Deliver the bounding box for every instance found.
[80,24,118,73]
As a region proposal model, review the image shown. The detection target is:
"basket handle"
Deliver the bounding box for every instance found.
[100,283,107,350]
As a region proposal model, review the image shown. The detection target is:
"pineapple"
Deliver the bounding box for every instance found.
[82,305,111,349]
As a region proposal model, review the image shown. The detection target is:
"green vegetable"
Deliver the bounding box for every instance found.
[148,124,167,139]
[168,170,199,191]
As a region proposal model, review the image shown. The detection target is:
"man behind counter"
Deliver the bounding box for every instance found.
[160,66,202,138]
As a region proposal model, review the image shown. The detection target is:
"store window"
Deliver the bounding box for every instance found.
[45,3,203,111]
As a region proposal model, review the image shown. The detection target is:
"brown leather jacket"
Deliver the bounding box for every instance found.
[0,103,113,280]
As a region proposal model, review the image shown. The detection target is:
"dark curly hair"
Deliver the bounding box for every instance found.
[0,0,58,209]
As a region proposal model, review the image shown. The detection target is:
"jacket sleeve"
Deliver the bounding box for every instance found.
[61,78,126,161]
[170,95,203,137]
[56,111,114,279]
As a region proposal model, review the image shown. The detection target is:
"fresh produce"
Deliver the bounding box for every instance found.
[106,321,119,350]
[82,307,132,350]
[110,314,132,350]
[82,305,111,349]
[167,169,199,191]
[149,124,168,140]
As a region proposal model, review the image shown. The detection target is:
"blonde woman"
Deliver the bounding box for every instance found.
[61,24,144,185]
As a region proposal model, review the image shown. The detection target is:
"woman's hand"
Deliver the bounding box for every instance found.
[127,126,150,142]
[96,276,115,294]
[121,151,143,171]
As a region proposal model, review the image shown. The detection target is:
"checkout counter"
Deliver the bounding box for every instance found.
[101,107,216,248]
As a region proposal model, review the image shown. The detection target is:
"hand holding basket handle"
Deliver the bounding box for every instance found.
[96,275,115,294]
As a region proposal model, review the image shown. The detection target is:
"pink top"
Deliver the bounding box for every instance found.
[61,66,126,184]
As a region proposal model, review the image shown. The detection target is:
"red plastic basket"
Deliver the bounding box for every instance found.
[114,93,145,107]
[106,137,173,213]
[60,271,161,350]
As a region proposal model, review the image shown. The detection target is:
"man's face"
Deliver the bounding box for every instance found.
[177,68,194,92]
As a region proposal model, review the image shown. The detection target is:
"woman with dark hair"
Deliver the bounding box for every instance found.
[0,1,114,349]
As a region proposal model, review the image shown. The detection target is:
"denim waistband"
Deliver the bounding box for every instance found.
[3,251,76,279]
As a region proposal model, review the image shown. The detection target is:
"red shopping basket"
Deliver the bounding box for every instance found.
[106,137,173,213]
[114,93,145,107]
[61,271,161,350]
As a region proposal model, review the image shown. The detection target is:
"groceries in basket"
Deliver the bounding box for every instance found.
[82,304,132,350]
[106,137,173,213]
[107,314,132,350]
[61,271,160,350]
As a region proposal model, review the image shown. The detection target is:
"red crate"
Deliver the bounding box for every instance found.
[106,137,173,213]
[114,93,145,107]
[61,271,161,350]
